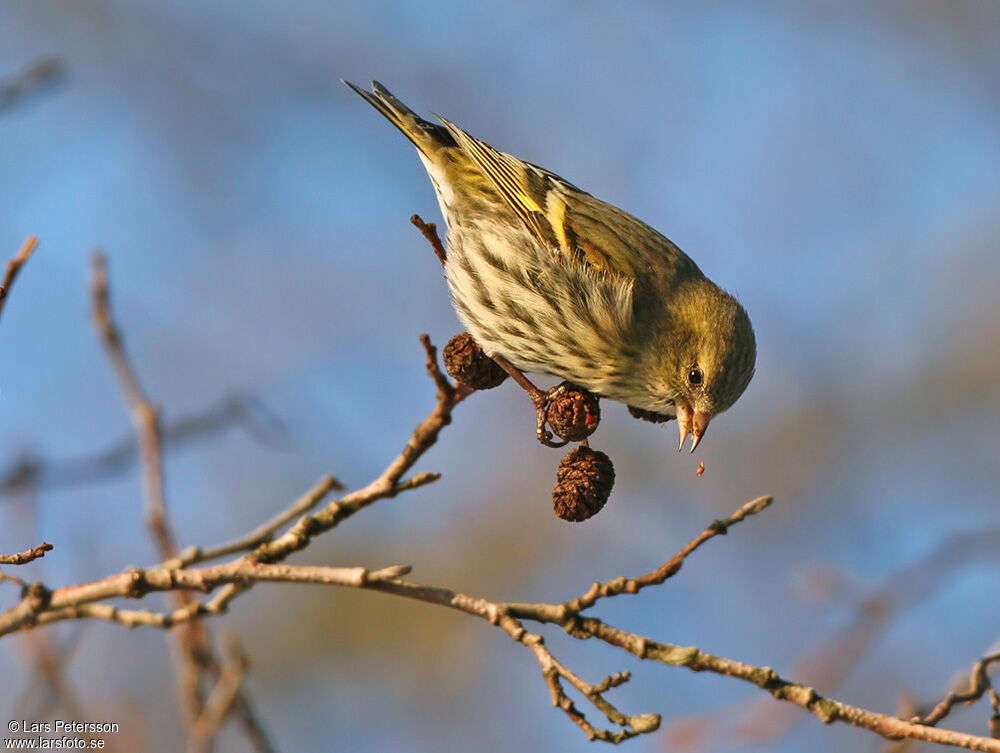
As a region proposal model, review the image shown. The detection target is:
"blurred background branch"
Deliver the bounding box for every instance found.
[0,394,280,499]
[87,254,274,753]
[0,57,63,116]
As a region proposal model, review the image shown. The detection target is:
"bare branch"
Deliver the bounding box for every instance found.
[4,246,992,751]
[684,526,1000,750]
[190,636,250,753]
[497,614,658,743]
[2,455,997,753]
[241,334,467,564]
[173,475,344,568]
[920,651,1000,728]
[0,542,52,565]
[0,236,38,324]
[562,495,774,613]
[575,617,1000,752]
[410,213,447,266]
[0,394,275,497]
[90,254,273,752]
[90,253,176,555]
[0,58,63,115]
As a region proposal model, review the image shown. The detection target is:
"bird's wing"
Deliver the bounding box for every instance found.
[437,116,654,282]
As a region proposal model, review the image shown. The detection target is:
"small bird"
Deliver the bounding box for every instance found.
[346,81,755,452]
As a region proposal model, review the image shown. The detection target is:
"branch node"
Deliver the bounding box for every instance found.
[24,581,51,607]
[628,713,661,734]
[123,568,150,598]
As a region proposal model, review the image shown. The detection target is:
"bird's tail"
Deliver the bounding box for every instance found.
[343,80,454,158]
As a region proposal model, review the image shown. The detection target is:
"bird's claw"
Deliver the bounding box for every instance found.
[532,385,569,448]
[488,353,570,448]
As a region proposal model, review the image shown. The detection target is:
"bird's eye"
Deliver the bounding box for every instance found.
[688,368,703,386]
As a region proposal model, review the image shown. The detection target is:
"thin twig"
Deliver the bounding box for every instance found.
[919,651,1000,727]
[676,526,1000,750]
[0,236,38,324]
[90,253,176,553]
[2,430,998,753]
[172,475,344,568]
[561,495,774,612]
[0,58,63,115]
[190,636,250,752]
[497,613,658,742]
[0,542,52,565]
[0,572,28,590]
[410,214,447,266]
[5,503,999,751]
[90,254,268,752]
[171,335,464,612]
[576,617,1000,752]
[0,394,276,498]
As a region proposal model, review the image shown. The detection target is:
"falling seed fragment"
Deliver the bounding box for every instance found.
[696,461,705,477]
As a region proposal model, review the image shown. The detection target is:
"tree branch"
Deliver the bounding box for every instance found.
[7,480,998,751]
[89,254,273,753]
[0,58,63,115]
[4,244,993,751]
[410,213,447,267]
[0,236,38,325]
[920,650,1000,732]
[189,636,251,753]
[559,494,774,613]
[90,253,175,554]
[575,617,1000,751]
[0,542,52,565]
[0,394,276,498]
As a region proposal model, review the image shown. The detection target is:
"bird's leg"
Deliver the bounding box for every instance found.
[491,355,569,448]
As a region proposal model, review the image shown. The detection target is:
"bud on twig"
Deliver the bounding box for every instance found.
[442,332,508,390]
[553,446,615,522]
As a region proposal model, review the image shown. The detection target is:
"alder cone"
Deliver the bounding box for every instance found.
[553,446,615,522]
[547,383,600,442]
[442,332,508,390]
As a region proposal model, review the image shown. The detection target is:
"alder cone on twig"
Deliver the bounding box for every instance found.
[547,382,600,442]
[442,332,508,390]
[553,446,615,522]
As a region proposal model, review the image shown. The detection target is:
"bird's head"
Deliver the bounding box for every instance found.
[645,280,756,452]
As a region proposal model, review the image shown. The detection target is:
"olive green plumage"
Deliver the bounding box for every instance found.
[345,80,756,451]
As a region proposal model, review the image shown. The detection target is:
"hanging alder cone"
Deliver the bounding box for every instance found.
[546,382,600,442]
[442,332,508,390]
[552,446,615,522]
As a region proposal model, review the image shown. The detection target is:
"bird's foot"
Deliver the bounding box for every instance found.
[490,355,569,448]
[531,384,571,448]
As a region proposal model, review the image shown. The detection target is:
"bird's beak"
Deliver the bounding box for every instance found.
[676,402,712,453]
